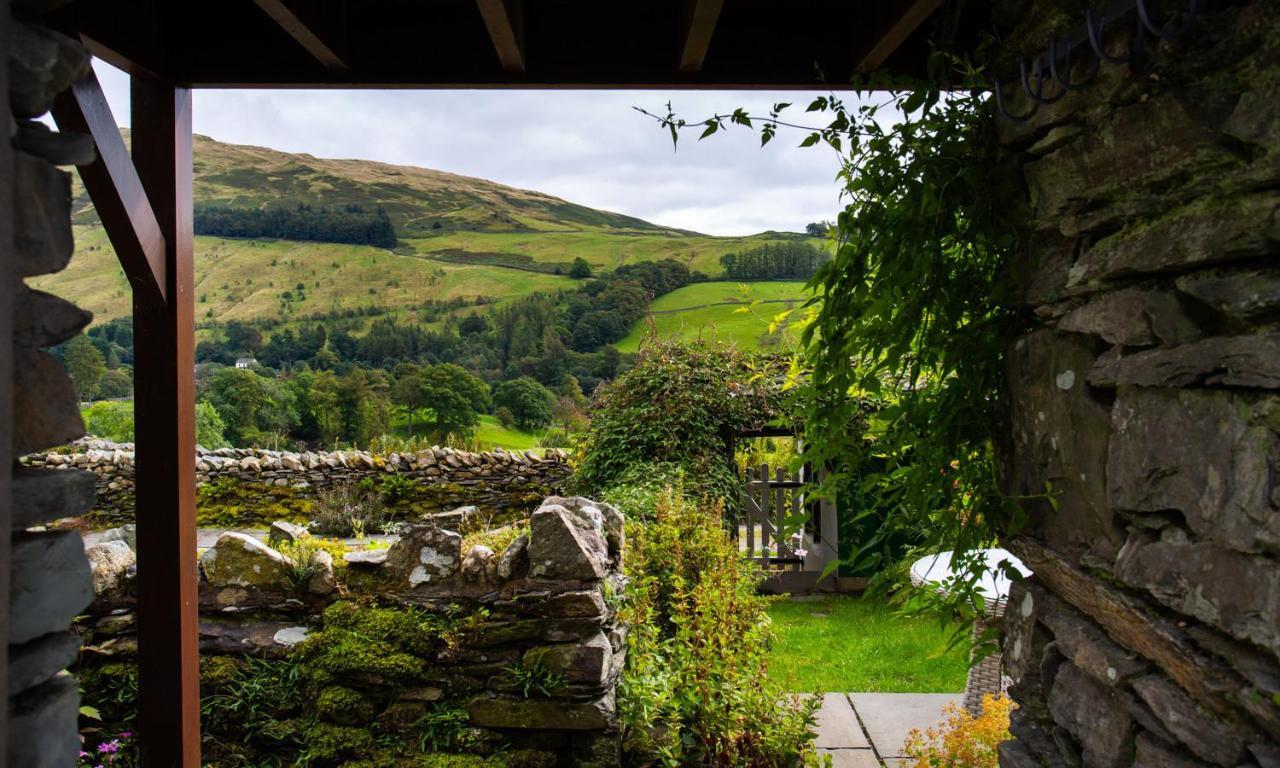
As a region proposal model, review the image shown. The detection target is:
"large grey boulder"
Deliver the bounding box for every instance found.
[98,523,136,551]
[528,503,609,581]
[84,540,135,597]
[385,524,463,586]
[200,532,292,589]
[543,495,624,561]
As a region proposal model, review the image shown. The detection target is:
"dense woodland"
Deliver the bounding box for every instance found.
[193,203,398,248]
[718,241,829,280]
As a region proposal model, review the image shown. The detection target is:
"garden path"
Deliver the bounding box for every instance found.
[814,692,961,767]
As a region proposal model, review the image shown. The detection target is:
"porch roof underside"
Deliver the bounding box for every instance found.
[45,0,979,89]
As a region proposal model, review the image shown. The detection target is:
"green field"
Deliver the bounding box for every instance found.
[406,229,802,275]
[616,281,811,353]
[391,413,547,452]
[767,595,968,693]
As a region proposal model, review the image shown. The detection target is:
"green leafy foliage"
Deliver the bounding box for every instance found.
[63,334,105,401]
[491,377,555,431]
[80,399,229,449]
[641,36,1029,617]
[573,340,789,518]
[618,485,821,767]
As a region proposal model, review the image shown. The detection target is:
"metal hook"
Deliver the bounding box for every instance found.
[1020,55,1067,105]
[992,75,1039,122]
[1136,0,1199,39]
[1087,8,1148,70]
[1049,36,1098,91]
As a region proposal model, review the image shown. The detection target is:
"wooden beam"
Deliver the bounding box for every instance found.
[857,0,942,72]
[253,0,348,72]
[51,70,167,304]
[129,74,201,768]
[475,0,524,73]
[679,0,725,73]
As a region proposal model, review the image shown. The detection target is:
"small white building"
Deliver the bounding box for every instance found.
[234,357,257,369]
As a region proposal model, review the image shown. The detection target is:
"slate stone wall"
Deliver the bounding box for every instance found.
[6,3,100,765]
[993,0,1280,765]
[81,497,627,767]
[24,438,572,525]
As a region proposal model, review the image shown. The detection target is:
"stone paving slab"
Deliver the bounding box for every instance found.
[813,693,871,749]
[845,693,962,760]
[818,748,881,767]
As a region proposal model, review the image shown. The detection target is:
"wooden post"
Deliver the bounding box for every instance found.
[0,0,14,762]
[129,75,200,767]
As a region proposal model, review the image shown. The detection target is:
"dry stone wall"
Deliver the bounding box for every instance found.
[81,496,627,767]
[24,438,572,525]
[993,1,1280,766]
[5,4,99,766]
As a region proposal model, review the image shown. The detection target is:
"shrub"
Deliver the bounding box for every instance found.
[901,693,1014,768]
[618,485,821,767]
[308,482,388,537]
[573,341,789,517]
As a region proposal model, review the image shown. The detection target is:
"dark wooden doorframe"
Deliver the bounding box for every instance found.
[0,1,14,765]
[52,72,200,768]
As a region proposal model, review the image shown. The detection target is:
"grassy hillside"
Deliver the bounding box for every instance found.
[44,133,814,332]
[616,281,811,353]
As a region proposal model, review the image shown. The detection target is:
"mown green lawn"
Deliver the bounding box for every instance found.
[390,413,545,452]
[767,595,968,693]
[616,281,812,353]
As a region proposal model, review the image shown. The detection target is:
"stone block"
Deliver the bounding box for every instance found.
[461,544,496,582]
[14,348,85,456]
[84,540,136,596]
[14,285,92,349]
[99,523,137,551]
[1176,268,1280,326]
[8,629,79,695]
[1056,289,1200,347]
[530,632,612,686]
[1045,662,1134,768]
[7,20,90,118]
[13,150,75,277]
[307,549,336,595]
[7,674,80,768]
[1130,674,1254,766]
[529,504,608,581]
[1106,388,1280,555]
[467,690,615,730]
[13,120,95,166]
[1115,531,1280,657]
[543,495,624,561]
[1001,330,1118,550]
[1090,333,1280,389]
[1133,732,1212,768]
[1070,193,1280,286]
[1027,581,1147,686]
[385,523,462,586]
[427,504,476,530]
[200,531,293,589]
[11,466,95,528]
[267,520,309,546]
[537,589,607,619]
[344,548,388,566]
[497,533,529,580]
[10,530,93,644]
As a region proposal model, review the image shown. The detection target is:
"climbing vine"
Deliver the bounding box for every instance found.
[640,35,1030,623]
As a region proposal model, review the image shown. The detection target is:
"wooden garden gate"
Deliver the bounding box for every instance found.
[731,428,839,588]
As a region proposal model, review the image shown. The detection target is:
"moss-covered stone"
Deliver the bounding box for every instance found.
[199,654,245,692]
[315,684,378,725]
[302,721,377,763]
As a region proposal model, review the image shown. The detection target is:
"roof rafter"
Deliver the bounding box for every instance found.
[857,0,942,72]
[252,0,348,72]
[475,0,524,73]
[51,70,167,303]
[678,0,725,73]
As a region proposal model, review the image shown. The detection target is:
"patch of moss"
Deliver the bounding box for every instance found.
[199,655,246,692]
[196,476,314,528]
[296,601,460,687]
[301,721,377,763]
[315,685,377,725]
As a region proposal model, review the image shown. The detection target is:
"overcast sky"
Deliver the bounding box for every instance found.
[92,61,846,236]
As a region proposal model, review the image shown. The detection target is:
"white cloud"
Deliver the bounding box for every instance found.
[92,61,847,236]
